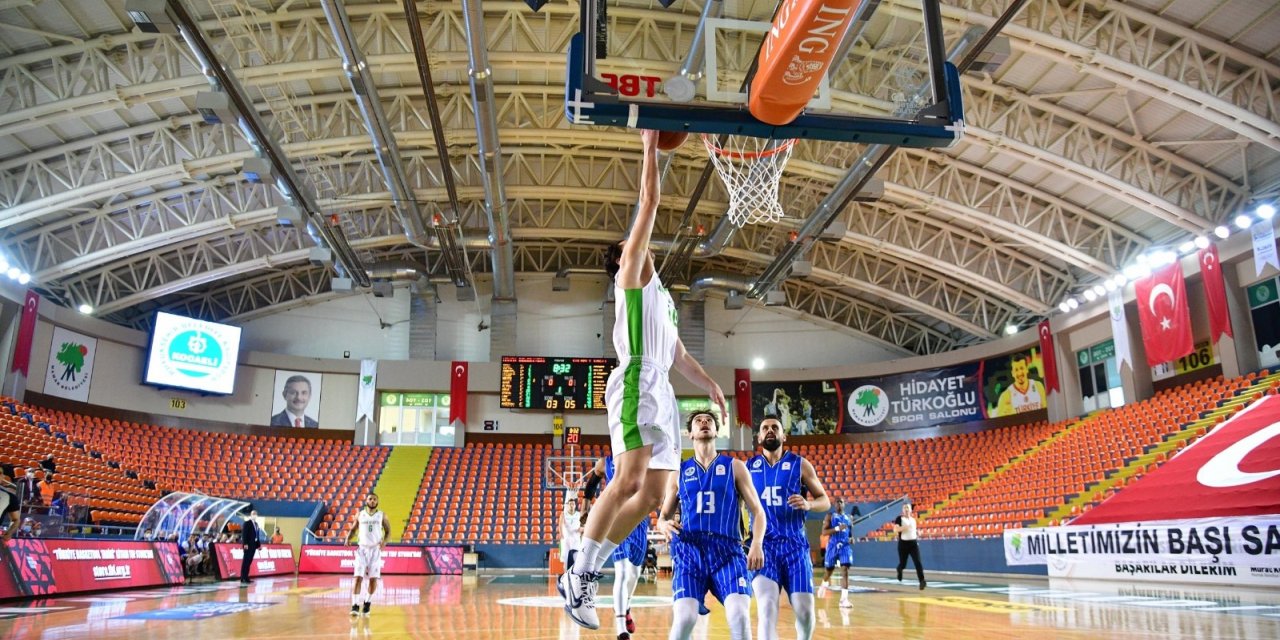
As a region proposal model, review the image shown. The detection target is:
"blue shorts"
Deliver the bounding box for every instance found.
[612,520,649,567]
[670,533,751,604]
[824,540,853,568]
[754,538,813,594]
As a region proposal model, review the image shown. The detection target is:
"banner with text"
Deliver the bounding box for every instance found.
[213,543,297,580]
[298,545,463,575]
[1003,517,1280,587]
[1,539,185,598]
[836,364,983,432]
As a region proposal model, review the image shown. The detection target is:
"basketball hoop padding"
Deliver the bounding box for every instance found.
[750,0,865,126]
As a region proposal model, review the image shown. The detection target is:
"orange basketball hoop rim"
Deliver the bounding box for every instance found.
[700,135,797,160]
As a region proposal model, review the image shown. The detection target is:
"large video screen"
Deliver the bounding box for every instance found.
[499,356,615,411]
[143,312,243,395]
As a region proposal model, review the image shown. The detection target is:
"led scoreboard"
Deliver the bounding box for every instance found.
[499,356,615,410]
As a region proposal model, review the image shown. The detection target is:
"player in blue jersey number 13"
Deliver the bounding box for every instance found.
[748,417,832,640]
[659,410,766,640]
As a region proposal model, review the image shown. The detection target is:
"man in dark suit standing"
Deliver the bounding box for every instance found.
[240,509,261,585]
[270,375,319,428]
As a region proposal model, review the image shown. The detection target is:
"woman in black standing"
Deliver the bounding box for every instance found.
[893,503,926,589]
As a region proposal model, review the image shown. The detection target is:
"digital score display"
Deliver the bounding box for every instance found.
[499,356,615,411]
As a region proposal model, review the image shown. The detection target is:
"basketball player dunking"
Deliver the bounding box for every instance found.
[559,130,727,631]
[659,410,765,640]
[346,493,390,617]
[749,417,832,640]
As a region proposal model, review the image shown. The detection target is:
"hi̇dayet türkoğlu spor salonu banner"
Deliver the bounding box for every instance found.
[751,350,1050,434]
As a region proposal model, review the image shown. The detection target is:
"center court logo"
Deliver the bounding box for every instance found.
[848,384,890,427]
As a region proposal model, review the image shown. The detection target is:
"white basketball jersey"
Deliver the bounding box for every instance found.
[357,510,385,547]
[1010,383,1043,413]
[609,274,679,373]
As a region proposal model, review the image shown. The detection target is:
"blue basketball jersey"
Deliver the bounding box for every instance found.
[604,456,616,482]
[678,454,740,541]
[828,511,852,545]
[748,451,808,543]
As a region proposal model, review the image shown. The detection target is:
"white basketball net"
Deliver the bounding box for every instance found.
[701,134,796,227]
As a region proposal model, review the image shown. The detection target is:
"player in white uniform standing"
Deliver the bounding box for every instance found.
[346,493,390,617]
[560,130,727,631]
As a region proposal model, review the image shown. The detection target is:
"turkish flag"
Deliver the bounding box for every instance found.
[1037,320,1060,394]
[1134,263,1194,367]
[1073,394,1280,524]
[449,361,468,425]
[11,290,39,376]
[1199,245,1233,342]
[733,368,752,428]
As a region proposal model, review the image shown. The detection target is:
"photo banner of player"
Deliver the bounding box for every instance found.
[980,349,1050,418]
[1002,516,1280,587]
[751,379,843,435]
[213,543,297,580]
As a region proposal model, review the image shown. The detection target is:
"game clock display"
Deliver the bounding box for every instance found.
[499,356,615,410]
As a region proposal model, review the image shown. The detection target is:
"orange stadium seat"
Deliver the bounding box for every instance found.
[0,399,388,533]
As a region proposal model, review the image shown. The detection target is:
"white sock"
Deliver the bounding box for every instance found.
[364,589,372,605]
[352,589,362,606]
[576,538,601,575]
[593,540,619,572]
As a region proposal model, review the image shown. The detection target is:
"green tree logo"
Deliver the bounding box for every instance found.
[847,384,890,427]
[856,388,881,416]
[56,342,88,382]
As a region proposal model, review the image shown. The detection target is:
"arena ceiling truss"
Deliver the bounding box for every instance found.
[0,0,1276,355]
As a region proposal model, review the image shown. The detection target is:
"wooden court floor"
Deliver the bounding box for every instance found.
[1,570,1277,639]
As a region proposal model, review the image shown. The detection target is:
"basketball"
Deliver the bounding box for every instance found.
[656,130,689,151]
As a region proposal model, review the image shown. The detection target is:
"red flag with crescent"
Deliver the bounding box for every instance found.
[733,368,752,428]
[1037,320,1060,394]
[11,290,39,376]
[1199,245,1233,341]
[1134,263,1194,367]
[449,361,468,425]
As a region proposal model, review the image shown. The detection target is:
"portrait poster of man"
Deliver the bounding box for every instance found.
[983,350,1048,418]
[750,381,840,436]
[270,370,324,428]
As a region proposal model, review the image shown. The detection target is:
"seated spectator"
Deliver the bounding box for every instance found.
[31,521,43,538]
[142,527,155,541]
[271,528,284,545]
[39,454,56,478]
[17,518,35,538]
